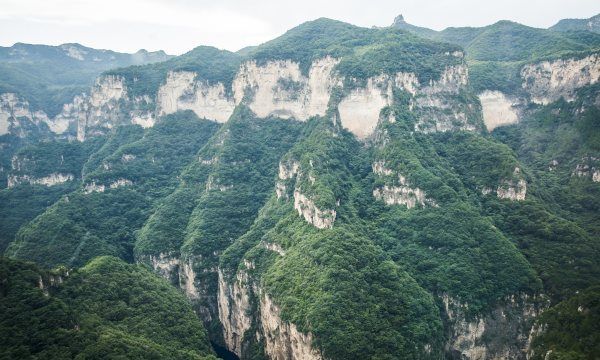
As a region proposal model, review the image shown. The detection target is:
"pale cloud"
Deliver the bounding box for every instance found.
[0,0,598,55]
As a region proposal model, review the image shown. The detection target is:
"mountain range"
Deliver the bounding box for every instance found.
[1,13,599,360]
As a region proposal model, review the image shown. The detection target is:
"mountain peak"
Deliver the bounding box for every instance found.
[393,14,406,26]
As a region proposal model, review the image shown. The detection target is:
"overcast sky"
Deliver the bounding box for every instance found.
[1,0,599,55]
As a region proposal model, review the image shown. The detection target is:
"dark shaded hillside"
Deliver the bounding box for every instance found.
[0,256,216,359]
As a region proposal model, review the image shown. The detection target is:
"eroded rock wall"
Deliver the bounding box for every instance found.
[478,91,520,131]
[443,294,546,360]
[157,71,235,122]
[232,57,340,121]
[521,54,600,105]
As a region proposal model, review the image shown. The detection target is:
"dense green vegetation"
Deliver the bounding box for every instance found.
[2,15,599,360]
[6,114,219,267]
[393,18,600,93]
[136,107,302,338]
[106,46,241,98]
[265,227,442,359]
[0,43,170,116]
[249,18,462,85]
[531,285,600,360]
[0,138,104,252]
[0,256,216,359]
[550,14,600,33]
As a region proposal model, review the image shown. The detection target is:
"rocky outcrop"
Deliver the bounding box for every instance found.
[0,93,61,136]
[413,65,476,133]
[373,183,430,208]
[478,91,520,131]
[372,161,435,208]
[276,160,300,200]
[217,260,321,360]
[293,190,336,229]
[206,175,233,192]
[7,173,74,188]
[262,241,286,256]
[481,168,528,201]
[497,178,527,201]
[339,65,475,138]
[443,294,546,360]
[260,293,322,360]
[572,156,600,182]
[141,253,180,284]
[338,75,393,139]
[521,54,600,105]
[83,178,132,194]
[75,75,155,141]
[218,268,253,357]
[233,57,340,120]
[5,53,480,143]
[180,258,201,300]
[157,71,235,122]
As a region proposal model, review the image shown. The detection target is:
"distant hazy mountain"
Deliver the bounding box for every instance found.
[550,13,600,33]
[392,15,600,94]
[0,43,172,117]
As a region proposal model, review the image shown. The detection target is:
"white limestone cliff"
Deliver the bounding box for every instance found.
[233,57,340,120]
[372,161,435,208]
[521,54,600,105]
[157,71,235,123]
[178,257,201,300]
[478,91,520,131]
[338,75,393,139]
[146,253,180,281]
[7,173,74,188]
[413,65,475,133]
[293,190,336,229]
[260,293,322,360]
[218,269,252,357]
[572,157,600,182]
[497,178,527,201]
[0,93,62,136]
[481,168,528,201]
[442,293,546,360]
[339,64,475,138]
[83,178,132,194]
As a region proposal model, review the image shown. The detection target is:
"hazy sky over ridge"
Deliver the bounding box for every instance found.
[0,0,598,55]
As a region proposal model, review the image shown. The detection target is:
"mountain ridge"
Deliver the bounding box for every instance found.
[1,13,599,360]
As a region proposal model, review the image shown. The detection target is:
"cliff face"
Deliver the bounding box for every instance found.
[443,294,547,360]
[232,57,340,121]
[0,56,479,142]
[157,71,235,123]
[477,53,599,132]
[217,260,322,360]
[371,161,436,208]
[0,93,56,137]
[478,91,520,131]
[521,54,600,105]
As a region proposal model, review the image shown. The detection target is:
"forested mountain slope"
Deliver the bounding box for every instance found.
[0,256,216,359]
[1,15,599,360]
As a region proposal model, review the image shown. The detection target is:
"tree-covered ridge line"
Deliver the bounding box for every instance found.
[104,18,465,100]
[393,16,600,94]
